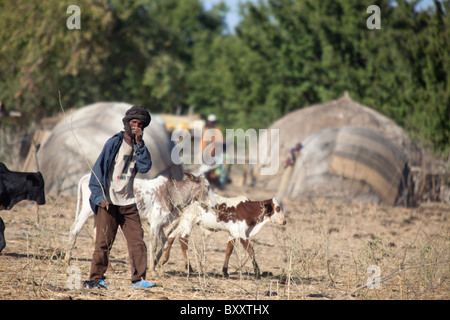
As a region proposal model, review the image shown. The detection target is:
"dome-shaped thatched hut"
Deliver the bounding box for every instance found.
[253,94,422,205]
[284,126,411,205]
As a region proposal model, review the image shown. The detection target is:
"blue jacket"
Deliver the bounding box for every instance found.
[89,131,152,214]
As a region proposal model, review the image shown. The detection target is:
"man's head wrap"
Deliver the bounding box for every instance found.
[122,105,151,139]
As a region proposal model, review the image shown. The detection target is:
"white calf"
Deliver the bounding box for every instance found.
[160,196,286,278]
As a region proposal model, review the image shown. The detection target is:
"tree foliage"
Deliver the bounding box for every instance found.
[0,0,448,155]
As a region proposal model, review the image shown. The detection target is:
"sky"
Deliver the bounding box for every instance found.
[202,0,259,32]
[201,0,436,32]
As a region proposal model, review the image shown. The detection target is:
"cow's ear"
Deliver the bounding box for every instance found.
[264,202,274,215]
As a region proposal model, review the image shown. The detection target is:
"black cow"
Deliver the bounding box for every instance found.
[0,162,46,253]
[0,217,5,253]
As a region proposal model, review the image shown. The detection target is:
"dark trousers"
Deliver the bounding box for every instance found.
[89,203,147,283]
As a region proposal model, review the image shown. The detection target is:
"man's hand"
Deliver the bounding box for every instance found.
[100,199,110,209]
[129,119,144,144]
[132,127,143,143]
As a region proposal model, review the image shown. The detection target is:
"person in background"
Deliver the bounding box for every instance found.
[209,141,232,190]
[200,114,231,189]
[201,113,223,160]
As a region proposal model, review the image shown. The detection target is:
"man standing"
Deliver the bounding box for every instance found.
[84,105,154,289]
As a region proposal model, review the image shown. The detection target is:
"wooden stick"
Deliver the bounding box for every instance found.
[58,91,108,209]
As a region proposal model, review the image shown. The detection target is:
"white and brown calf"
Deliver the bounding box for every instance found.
[66,172,212,272]
[160,196,286,278]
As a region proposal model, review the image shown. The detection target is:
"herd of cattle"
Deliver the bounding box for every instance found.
[0,162,286,278]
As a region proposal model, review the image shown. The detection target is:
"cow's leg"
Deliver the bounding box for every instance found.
[179,236,194,273]
[160,220,181,267]
[240,238,260,279]
[222,239,236,278]
[65,209,93,264]
[160,236,175,266]
[155,229,168,263]
[0,217,6,253]
[148,222,159,273]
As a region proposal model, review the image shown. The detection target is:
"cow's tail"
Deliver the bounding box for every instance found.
[75,176,83,219]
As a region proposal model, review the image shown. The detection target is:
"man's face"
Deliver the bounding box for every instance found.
[130,119,144,130]
[127,119,144,142]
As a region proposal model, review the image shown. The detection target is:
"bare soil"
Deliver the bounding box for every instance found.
[0,180,448,301]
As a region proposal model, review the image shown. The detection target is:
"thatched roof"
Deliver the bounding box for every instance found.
[261,93,421,167]
[37,102,183,196]
[285,126,410,205]
[253,94,421,205]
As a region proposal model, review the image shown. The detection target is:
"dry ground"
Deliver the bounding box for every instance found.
[0,181,448,301]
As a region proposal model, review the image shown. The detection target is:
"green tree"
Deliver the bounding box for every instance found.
[1,0,448,156]
[188,0,449,155]
[0,0,113,119]
[0,0,225,121]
